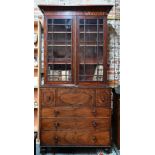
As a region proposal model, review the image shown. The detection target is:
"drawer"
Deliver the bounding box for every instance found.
[96,89,111,107]
[56,88,95,107]
[41,118,111,131]
[41,89,56,106]
[41,118,75,130]
[41,107,111,118]
[40,130,111,146]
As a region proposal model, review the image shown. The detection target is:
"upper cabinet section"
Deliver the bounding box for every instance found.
[38,5,113,86]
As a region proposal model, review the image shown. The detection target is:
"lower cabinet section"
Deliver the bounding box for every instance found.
[40,87,112,147]
[41,130,111,146]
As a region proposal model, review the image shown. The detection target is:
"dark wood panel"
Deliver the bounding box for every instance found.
[41,107,111,118]
[112,89,120,149]
[41,117,111,131]
[41,88,56,106]
[40,130,111,146]
[38,5,113,14]
[57,88,95,107]
[96,89,111,107]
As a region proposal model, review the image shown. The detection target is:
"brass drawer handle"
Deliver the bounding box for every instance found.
[53,110,59,117]
[92,120,97,128]
[54,122,59,129]
[91,136,97,143]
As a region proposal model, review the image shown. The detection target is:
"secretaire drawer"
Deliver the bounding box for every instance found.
[56,88,95,107]
[41,117,111,131]
[40,130,111,146]
[41,107,111,118]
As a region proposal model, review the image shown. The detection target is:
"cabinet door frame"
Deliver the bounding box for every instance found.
[44,15,76,85]
[76,15,108,86]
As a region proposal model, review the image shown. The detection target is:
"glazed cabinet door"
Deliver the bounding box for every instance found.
[44,16,75,85]
[77,16,107,85]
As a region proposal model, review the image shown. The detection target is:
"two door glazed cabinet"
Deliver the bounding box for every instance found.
[38,4,113,153]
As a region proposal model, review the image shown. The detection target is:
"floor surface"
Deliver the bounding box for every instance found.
[36,144,120,155]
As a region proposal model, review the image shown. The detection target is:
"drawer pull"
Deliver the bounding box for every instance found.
[48,96,51,102]
[101,98,105,102]
[54,122,59,129]
[92,120,97,128]
[91,136,97,143]
[54,136,59,144]
[92,111,97,116]
[92,110,97,116]
[54,110,59,117]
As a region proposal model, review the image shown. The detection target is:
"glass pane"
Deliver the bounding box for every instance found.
[99,25,103,32]
[85,19,97,25]
[53,46,71,59]
[52,19,72,25]
[80,19,84,24]
[47,46,52,53]
[52,33,71,42]
[99,33,103,42]
[47,46,71,60]
[79,65,97,81]
[85,25,97,32]
[48,64,71,81]
[80,25,84,32]
[80,47,97,62]
[53,25,71,32]
[48,19,53,24]
[80,33,97,42]
[85,65,96,75]
[79,75,94,81]
[53,19,65,24]
[99,19,103,24]
[47,33,53,40]
[48,25,53,31]
[98,46,103,63]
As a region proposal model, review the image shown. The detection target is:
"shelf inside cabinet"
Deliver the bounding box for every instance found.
[48,61,71,64]
[48,31,72,34]
[80,44,103,47]
[48,44,71,47]
[80,31,103,34]
[80,59,102,64]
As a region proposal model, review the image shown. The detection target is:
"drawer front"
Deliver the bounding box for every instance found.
[41,118,111,131]
[41,118,75,130]
[41,107,111,118]
[96,89,111,107]
[41,88,112,107]
[41,89,56,106]
[56,88,95,107]
[41,131,111,146]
